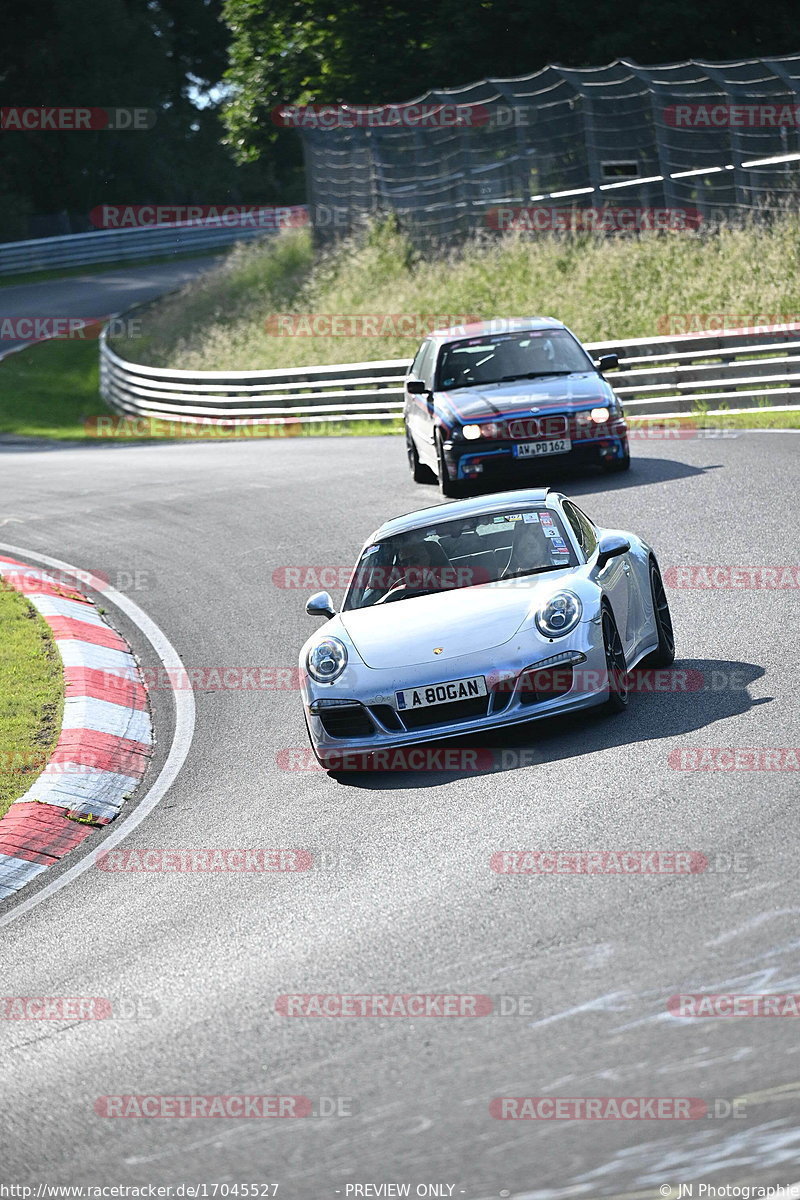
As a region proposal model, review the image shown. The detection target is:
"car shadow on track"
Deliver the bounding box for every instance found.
[415,455,719,500]
[331,658,769,789]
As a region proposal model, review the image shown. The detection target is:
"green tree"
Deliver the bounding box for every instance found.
[0,0,280,237]
[221,0,799,165]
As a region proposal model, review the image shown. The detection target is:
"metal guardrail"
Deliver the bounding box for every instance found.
[0,209,308,277]
[99,324,800,427]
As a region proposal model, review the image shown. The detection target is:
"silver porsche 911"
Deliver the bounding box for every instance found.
[299,488,674,767]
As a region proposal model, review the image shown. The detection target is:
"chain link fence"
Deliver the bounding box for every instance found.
[293,54,800,244]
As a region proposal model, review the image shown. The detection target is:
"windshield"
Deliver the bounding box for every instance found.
[343,507,578,610]
[436,329,594,390]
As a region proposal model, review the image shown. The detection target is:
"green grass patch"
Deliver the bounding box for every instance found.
[0,338,108,439]
[0,582,64,818]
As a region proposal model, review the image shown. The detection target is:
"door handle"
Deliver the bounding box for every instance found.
[622,562,631,574]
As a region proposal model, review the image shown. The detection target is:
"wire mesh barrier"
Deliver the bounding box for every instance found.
[98,324,800,432]
[289,55,800,244]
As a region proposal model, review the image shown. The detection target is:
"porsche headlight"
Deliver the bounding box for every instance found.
[307,637,348,682]
[536,592,582,638]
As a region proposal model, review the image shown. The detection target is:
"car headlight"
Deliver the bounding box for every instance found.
[535,592,583,637]
[591,406,610,423]
[462,424,482,440]
[307,637,348,682]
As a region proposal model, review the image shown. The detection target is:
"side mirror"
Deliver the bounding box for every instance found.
[406,379,428,395]
[596,534,631,571]
[595,353,619,373]
[306,591,336,619]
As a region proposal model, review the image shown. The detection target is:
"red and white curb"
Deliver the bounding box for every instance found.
[0,557,152,899]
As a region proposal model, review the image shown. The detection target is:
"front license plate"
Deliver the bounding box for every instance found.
[514,438,572,458]
[396,675,487,710]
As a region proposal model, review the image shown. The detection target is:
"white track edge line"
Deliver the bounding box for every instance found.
[0,543,196,928]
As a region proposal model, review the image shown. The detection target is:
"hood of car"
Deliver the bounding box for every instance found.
[437,372,613,421]
[337,577,571,669]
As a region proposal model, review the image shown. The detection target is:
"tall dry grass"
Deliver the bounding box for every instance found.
[114,216,800,370]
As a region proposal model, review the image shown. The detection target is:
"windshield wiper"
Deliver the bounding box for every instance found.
[502,564,570,580]
[496,370,575,382]
[374,586,441,605]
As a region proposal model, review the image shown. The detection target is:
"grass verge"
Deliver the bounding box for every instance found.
[0,339,106,440]
[0,581,64,818]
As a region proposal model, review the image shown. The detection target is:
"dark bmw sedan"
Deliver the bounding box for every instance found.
[404,318,629,496]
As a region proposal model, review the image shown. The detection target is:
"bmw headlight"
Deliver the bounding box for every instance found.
[462,424,482,440]
[307,637,348,682]
[536,592,583,638]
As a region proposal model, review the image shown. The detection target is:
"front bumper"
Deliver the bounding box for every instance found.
[303,618,610,764]
[445,426,629,480]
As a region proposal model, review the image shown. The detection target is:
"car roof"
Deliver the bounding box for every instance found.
[368,488,556,542]
[428,317,565,342]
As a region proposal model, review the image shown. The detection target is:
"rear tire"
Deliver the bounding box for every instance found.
[643,556,675,666]
[601,605,629,713]
[436,432,463,498]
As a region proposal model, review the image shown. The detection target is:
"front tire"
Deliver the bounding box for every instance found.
[601,604,629,713]
[436,432,463,498]
[602,447,631,473]
[643,557,675,666]
[406,425,432,483]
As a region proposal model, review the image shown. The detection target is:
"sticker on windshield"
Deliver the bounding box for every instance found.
[543,526,559,538]
[522,512,540,523]
[363,544,380,556]
[550,537,568,551]
[506,514,523,522]
[539,513,554,525]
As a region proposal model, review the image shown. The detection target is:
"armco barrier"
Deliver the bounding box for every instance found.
[0,208,308,277]
[99,323,800,425]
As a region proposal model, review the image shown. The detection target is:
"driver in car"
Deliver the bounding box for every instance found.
[382,538,454,600]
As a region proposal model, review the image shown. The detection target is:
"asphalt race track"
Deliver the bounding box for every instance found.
[0,257,220,355]
[1,428,799,1198]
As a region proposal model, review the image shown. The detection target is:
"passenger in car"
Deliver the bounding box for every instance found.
[502,519,553,577]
